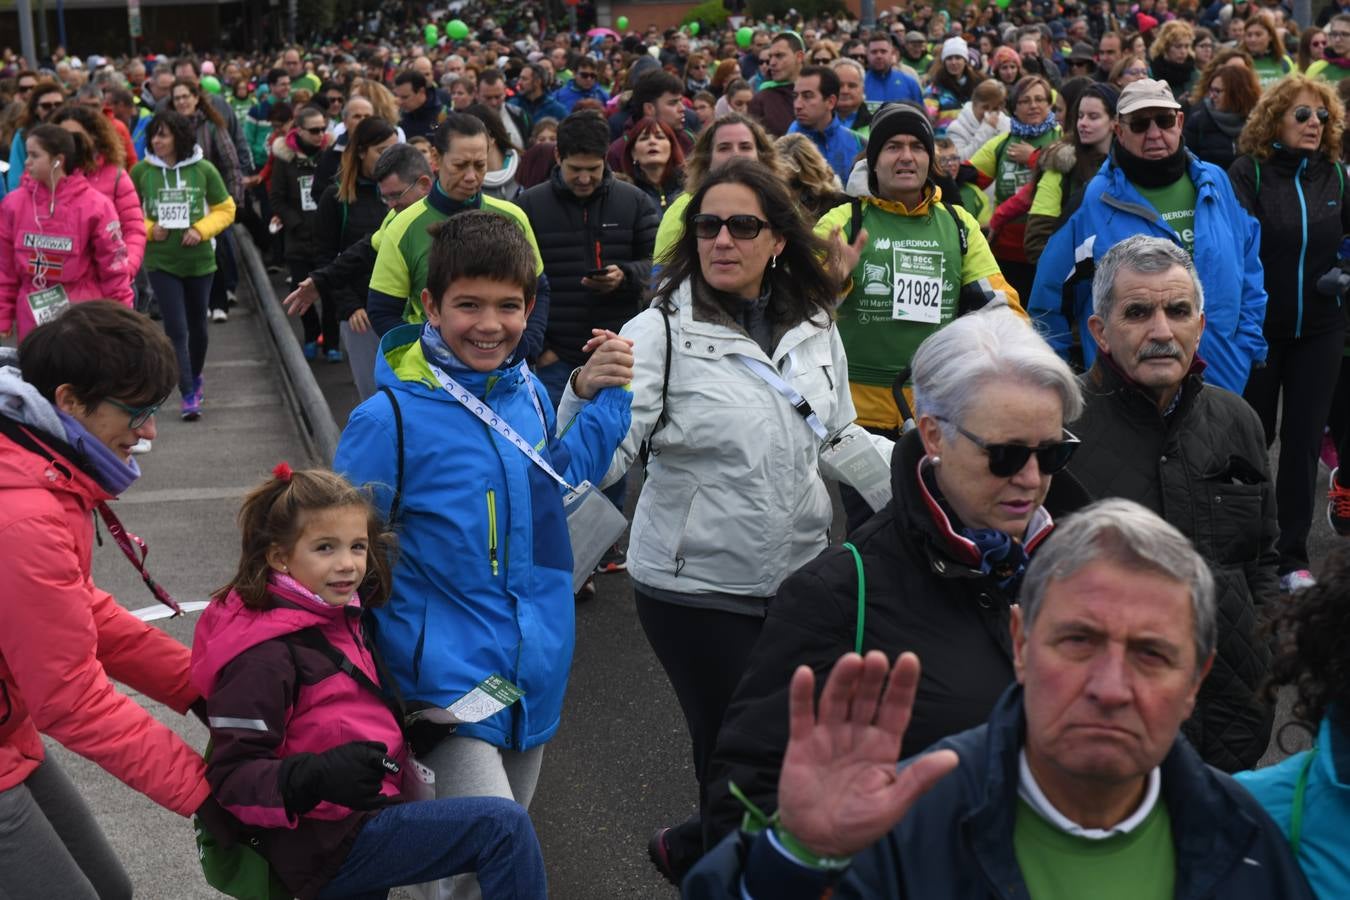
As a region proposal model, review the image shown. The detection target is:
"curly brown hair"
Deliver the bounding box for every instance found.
[1265,546,1350,736]
[49,104,125,171]
[1237,75,1345,162]
[217,467,397,611]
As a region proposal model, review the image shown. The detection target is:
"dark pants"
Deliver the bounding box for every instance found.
[315,797,546,900]
[148,270,212,397]
[290,259,339,350]
[634,588,765,869]
[208,229,239,313]
[1000,260,1037,312]
[1243,325,1346,571]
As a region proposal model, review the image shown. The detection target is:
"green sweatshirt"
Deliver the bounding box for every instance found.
[130,150,234,278]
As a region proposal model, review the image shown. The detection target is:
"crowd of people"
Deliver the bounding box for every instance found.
[4,0,1350,896]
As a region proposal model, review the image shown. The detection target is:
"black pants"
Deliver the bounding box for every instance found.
[288,259,339,350]
[634,588,765,868]
[1243,325,1346,571]
[1000,260,1037,312]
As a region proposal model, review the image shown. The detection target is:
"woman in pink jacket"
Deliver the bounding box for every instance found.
[51,104,147,274]
[0,302,224,899]
[0,124,134,340]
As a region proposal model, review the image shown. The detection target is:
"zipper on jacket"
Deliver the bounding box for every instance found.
[1294,157,1309,339]
[486,489,500,576]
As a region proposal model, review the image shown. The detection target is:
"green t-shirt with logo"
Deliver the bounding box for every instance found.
[1307,59,1350,82]
[1136,176,1197,255]
[1013,798,1176,900]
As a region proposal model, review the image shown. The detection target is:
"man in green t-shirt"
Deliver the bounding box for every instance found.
[683,501,1315,900]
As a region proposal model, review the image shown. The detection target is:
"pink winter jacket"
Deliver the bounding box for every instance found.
[0,422,209,815]
[86,161,147,273]
[0,171,135,338]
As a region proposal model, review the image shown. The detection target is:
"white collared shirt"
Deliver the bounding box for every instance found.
[1017,749,1161,840]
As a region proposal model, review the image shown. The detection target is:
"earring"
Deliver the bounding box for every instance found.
[770,254,778,270]
[930,455,941,466]
[282,565,289,572]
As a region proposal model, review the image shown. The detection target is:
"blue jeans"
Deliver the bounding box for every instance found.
[315,797,546,900]
[536,358,628,510]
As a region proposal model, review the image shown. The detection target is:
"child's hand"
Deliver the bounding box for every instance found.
[573,329,635,400]
[281,740,392,815]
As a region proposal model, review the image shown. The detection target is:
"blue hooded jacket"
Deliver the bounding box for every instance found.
[1027,151,1269,396]
[333,324,631,750]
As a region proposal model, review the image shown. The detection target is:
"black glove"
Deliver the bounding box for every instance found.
[279,740,392,816]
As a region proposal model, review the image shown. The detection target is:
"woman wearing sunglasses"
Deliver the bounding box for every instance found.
[702,306,1088,857]
[1229,76,1350,595]
[0,302,221,899]
[580,159,867,882]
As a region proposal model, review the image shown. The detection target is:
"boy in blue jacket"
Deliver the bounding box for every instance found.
[334,209,633,895]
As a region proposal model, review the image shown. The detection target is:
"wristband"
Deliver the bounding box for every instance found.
[770,822,854,873]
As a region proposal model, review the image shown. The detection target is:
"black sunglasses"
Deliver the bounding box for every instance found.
[325,94,344,104]
[939,418,1080,477]
[1294,105,1330,124]
[1126,111,1178,133]
[301,126,326,135]
[691,213,769,240]
[37,101,61,111]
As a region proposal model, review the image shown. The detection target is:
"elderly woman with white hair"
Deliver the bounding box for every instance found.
[701,305,1091,852]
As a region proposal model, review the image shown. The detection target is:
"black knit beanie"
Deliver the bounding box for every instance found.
[866,102,936,193]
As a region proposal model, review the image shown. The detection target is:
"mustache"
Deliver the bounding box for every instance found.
[1137,341,1182,362]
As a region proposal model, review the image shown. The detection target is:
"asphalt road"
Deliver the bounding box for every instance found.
[39,259,1342,899]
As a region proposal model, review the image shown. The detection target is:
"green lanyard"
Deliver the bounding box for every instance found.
[843,542,865,654]
[1289,746,1317,856]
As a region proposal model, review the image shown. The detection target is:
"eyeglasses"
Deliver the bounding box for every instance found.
[1016,94,1049,107]
[325,94,344,105]
[1329,30,1350,38]
[1122,66,1150,77]
[172,94,193,103]
[105,395,168,429]
[37,101,61,111]
[379,180,418,206]
[18,83,37,93]
[1126,111,1178,133]
[849,54,867,62]
[691,213,769,240]
[301,126,326,135]
[1294,105,1330,124]
[938,418,1081,477]
[575,70,596,78]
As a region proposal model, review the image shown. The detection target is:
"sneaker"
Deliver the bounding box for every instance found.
[595,544,627,574]
[181,392,202,421]
[302,341,318,361]
[129,438,152,454]
[1329,467,1350,536]
[575,577,596,602]
[211,308,228,323]
[1320,432,1340,471]
[226,289,237,306]
[1279,569,1316,593]
[325,348,344,363]
[646,828,680,887]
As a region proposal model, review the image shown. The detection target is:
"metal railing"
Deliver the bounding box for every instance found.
[233,225,341,464]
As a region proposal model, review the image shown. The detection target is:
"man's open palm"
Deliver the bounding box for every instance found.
[777,652,959,859]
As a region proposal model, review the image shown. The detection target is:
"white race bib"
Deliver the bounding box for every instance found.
[157,188,191,229]
[26,284,70,325]
[891,247,944,324]
[299,175,317,212]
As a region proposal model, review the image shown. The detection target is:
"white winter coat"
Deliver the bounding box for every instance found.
[947,102,1011,161]
[559,280,871,602]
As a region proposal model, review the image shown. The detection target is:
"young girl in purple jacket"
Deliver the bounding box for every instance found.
[191,465,547,900]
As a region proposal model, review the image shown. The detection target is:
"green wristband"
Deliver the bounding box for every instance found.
[771,821,854,873]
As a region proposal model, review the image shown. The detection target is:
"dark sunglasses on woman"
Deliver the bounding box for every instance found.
[1293,105,1330,124]
[691,214,769,240]
[939,418,1081,477]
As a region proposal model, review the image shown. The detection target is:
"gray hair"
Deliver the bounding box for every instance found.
[1020,498,1218,669]
[911,306,1083,432]
[372,142,431,185]
[1091,235,1205,321]
[831,57,865,80]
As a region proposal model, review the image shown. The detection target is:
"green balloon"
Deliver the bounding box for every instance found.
[688,21,699,35]
[616,15,629,30]
[201,75,222,95]
[737,26,754,48]
[446,19,469,40]
[424,23,438,46]
[996,0,1011,7]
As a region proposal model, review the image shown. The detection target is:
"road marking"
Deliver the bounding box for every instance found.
[116,486,256,504]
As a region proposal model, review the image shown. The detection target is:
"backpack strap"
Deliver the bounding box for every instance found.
[378,386,404,524]
[842,542,866,655]
[1254,158,1261,195]
[286,625,406,724]
[1289,745,1317,857]
[850,196,863,242]
[941,200,968,256]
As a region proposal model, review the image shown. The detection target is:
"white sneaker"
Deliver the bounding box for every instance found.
[1279,569,1316,593]
[130,439,152,454]
[211,308,228,323]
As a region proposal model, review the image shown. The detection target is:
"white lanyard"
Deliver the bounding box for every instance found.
[734,353,830,441]
[426,365,576,492]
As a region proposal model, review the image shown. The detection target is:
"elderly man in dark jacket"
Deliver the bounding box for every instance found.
[685,500,1314,900]
[1064,235,1276,773]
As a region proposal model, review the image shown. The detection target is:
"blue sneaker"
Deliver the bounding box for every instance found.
[302,341,318,360]
[325,348,344,363]
[192,374,204,401]
[181,392,202,421]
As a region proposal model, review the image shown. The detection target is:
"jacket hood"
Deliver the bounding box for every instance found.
[144,145,205,170]
[273,130,331,163]
[190,579,356,699]
[18,169,95,206]
[1038,139,1079,174]
[0,348,65,440]
[373,323,531,403]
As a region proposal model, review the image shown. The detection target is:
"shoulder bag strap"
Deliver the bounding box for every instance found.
[734,354,831,441]
[378,386,404,524]
[842,542,865,654]
[639,308,673,468]
[286,626,405,723]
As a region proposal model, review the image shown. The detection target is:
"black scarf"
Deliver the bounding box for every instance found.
[1112,137,1188,189]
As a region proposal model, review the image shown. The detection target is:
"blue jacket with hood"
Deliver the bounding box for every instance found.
[333,324,631,750]
[1027,151,1269,396]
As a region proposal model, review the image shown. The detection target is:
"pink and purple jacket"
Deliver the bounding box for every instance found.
[191,576,405,899]
[86,161,147,273]
[0,171,134,338]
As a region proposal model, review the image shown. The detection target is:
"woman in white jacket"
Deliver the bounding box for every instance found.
[947,79,1011,160]
[560,158,881,880]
